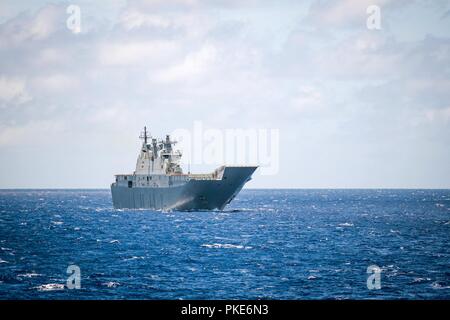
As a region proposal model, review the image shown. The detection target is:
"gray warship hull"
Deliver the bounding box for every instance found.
[111,166,257,210]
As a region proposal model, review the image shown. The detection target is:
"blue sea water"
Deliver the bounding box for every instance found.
[0,189,449,300]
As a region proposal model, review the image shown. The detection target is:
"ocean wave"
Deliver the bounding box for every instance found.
[102,281,120,288]
[411,277,431,284]
[147,274,161,281]
[201,243,252,249]
[17,272,42,278]
[222,208,255,213]
[34,283,65,291]
[338,223,354,227]
[123,256,144,261]
[431,282,450,290]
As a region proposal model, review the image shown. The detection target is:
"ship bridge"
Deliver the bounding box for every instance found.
[134,127,182,175]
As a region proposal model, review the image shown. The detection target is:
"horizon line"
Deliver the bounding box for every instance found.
[0,187,449,190]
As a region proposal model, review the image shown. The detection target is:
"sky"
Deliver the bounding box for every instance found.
[0,0,449,189]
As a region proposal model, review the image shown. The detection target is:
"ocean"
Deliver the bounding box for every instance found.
[0,189,449,299]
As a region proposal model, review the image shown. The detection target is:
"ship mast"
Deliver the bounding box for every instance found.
[139,126,150,145]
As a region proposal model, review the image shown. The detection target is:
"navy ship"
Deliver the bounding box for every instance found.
[111,127,257,210]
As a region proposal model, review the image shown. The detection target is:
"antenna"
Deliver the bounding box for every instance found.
[139,126,150,144]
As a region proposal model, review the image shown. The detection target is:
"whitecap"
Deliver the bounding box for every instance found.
[201,243,252,249]
[51,221,63,225]
[431,282,450,290]
[109,240,120,244]
[102,281,120,288]
[338,223,354,227]
[123,256,144,261]
[0,258,8,264]
[18,272,42,278]
[308,275,318,280]
[412,277,431,283]
[34,283,65,291]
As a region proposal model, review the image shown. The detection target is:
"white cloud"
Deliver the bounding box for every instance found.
[0,76,31,104]
[120,9,172,30]
[152,44,217,83]
[98,40,179,66]
[36,47,70,66]
[425,106,450,123]
[0,4,63,47]
[0,120,64,146]
[317,32,401,79]
[305,0,394,28]
[290,85,325,113]
[32,74,79,93]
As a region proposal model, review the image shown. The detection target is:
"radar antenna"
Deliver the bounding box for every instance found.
[159,135,177,152]
[139,126,151,144]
